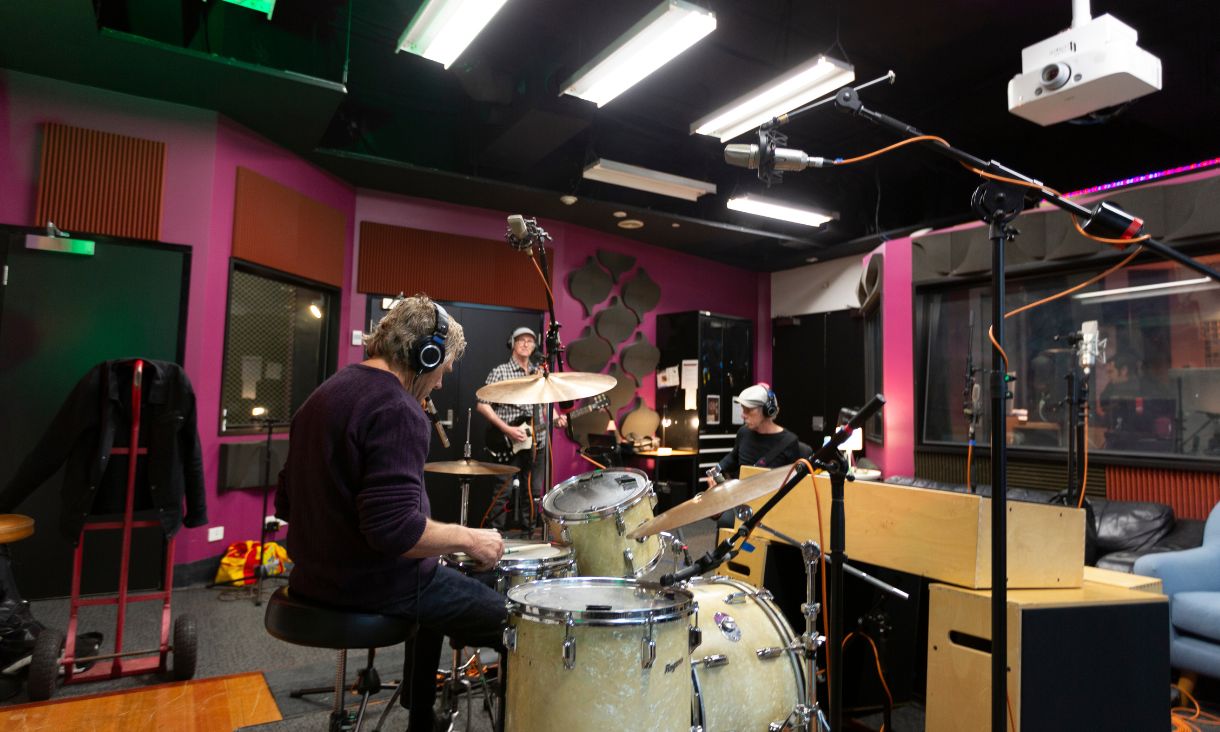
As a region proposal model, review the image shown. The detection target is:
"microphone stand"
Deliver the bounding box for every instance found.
[815,85,1220,732]
[662,395,885,732]
[251,415,282,606]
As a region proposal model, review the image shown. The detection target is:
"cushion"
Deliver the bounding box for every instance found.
[1172,592,1220,644]
[1093,500,1174,553]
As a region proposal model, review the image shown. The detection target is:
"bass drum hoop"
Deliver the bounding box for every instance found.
[506,577,693,627]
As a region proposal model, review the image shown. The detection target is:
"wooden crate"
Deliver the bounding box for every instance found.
[717,527,769,588]
[738,467,1085,589]
[926,582,1168,731]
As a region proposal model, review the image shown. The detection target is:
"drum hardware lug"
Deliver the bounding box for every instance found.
[641,617,656,669]
[691,654,728,668]
[560,525,571,545]
[615,510,626,536]
[756,588,774,602]
[755,646,795,660]
[502,626,517,652]
[801,601,821,619]
[724,591,748,605]
[623,548,635,573]
[562,615,577,670]
[688,625,702,653]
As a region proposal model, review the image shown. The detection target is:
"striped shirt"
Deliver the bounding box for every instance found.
[480,360,547,445]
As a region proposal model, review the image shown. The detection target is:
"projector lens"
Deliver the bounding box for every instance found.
[1040,63,1071,90]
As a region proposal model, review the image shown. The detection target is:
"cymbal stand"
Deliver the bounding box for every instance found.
[460,409,473,526]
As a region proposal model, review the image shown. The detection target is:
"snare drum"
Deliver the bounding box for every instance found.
[443,540,576,594]
[542,469,662,577]
[688,576,806,731]
[504,577,696,732]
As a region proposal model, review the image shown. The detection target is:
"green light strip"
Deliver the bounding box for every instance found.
[220,0,275,20]
[24,235,95,256]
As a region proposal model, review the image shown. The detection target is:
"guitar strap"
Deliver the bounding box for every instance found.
[755,430,798,468]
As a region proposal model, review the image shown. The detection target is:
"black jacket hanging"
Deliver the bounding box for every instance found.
[0,359,208,542]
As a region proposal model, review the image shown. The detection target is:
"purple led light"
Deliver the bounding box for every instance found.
[1065,158,1220,198]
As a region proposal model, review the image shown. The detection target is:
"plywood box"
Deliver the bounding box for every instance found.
[925,582,1168,731]
[738,467,1085,589]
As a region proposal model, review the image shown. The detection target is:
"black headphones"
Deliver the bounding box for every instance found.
[760,382,779,418]
[410,302,449,374]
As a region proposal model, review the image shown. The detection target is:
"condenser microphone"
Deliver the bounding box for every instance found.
[724,143,827,173]
[423,397,450,448]
[506,214,549,253]
[1079,320,1100,372]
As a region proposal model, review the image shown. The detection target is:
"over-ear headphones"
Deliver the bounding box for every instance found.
[410,302,449,374]
[759,382,778,418]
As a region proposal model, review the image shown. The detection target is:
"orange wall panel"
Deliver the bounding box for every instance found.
[1106,465,1220,520]
[34,122,165,240]
[357,221,550,310]
[232,167,346,286]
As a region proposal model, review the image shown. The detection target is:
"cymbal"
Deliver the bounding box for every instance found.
[627,465,797,538]
[475,371,616,405]
[424,459,519,476]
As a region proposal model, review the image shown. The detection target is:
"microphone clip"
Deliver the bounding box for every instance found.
[506,216,550,253]
[756,127,787,188]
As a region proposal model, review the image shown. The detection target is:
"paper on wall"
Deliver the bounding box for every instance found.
[680,359,698,389]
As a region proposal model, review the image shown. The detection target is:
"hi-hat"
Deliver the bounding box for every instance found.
[424,459,520,476]
[475,371,616,405]
[627,465,797,538]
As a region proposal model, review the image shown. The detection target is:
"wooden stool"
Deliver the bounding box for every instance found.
[0,515,34,544]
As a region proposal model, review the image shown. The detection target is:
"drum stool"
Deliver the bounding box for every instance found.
[265,587,416,732]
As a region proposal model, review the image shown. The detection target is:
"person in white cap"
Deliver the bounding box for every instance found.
[708,383,809,486]
[476,327,566,530]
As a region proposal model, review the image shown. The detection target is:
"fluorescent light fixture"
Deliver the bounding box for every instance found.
[562,0,716,107]
[1073,277,1218,303]
[309,303,324,319]
[692,55,854,142]
[727,195,834,227]
[583,158,716,201]
[397,0,511,69]
[215,0,275,19]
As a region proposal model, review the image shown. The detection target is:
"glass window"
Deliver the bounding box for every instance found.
[864,307,884,443]
[220,263,337,432]
[920,251,1220,461]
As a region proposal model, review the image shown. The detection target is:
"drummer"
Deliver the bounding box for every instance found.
[275,294,506,732]
[709,383,812,487]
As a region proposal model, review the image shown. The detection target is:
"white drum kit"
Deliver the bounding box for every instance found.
[433,370,864,732]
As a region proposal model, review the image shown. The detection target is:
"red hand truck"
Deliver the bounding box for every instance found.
[26,359,197,700]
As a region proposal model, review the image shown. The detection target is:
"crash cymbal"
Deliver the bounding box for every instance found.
[627,464,797,538]
[475,371,616,405]
[424,459,520,476]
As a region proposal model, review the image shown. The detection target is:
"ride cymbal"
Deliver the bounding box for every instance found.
[475,371,616,405]
[627,465,797,538]
[424,459,520,476]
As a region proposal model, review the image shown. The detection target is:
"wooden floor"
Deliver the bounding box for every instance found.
[0,672,282,731]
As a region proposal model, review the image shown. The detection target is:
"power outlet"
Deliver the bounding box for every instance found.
[207,526,225,543]
[351,330,363,346]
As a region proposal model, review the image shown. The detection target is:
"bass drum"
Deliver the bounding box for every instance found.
[688,576,806,732]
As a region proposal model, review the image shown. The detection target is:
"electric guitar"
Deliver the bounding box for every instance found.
[485,394,609,463]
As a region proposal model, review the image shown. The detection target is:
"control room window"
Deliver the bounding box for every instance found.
[220,262,338,433]
[920,250,1220,461]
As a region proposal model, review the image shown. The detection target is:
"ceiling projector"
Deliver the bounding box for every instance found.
[1008,13,1162,126]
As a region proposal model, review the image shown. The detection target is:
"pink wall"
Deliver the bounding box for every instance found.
[1,69,771,570]
[866,239,915,477]
[352,191,772,479]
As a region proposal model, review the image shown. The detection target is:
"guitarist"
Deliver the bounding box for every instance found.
[476,327,566,530]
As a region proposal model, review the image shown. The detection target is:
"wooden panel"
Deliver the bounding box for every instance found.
[1106,465,1220,520]
[739,467,1085,589]
[719,527,768,588]
[232,167,346,286]
[926,582,1167,731]
[34,122,165,240]
[1082,565,1163,594]
[358,221,552,310]
[1,672,281,730]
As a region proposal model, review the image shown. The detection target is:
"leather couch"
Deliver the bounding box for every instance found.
[884,476,1205,572]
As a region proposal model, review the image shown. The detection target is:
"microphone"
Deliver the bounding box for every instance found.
[505,215,549,253]
[724,143,826,173]
[423,397,450,449]
[1079,320,1100,372]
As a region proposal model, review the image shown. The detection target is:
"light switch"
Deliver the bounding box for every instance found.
[351,330,364,346]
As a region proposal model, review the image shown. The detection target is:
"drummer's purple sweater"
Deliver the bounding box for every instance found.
[275,364,438,610]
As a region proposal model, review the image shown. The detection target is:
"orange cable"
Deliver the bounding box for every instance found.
[842,631,894,710]
[1078,406,1090,508]
[1007,692,1017,732]
[530,256,555,303]
[966,441,974,493]
[831,135,951,165]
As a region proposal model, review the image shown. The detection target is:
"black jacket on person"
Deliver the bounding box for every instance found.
[0,359,207,542]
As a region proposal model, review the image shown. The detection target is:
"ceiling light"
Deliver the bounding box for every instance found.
[397,0,512,70]
[583,158,716,201]
[618,219,645,229]
[692,55,854,142]
[613,210,628,218]
[727,195,835,227]
[213,0,275,19]
[309,303,324,319]
[561,0,716,107]
[560,195,579,205]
